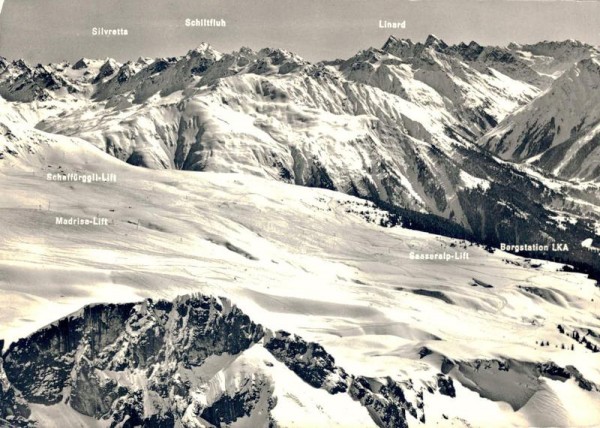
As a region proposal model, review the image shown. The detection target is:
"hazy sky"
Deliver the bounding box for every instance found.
[1,0,600,63]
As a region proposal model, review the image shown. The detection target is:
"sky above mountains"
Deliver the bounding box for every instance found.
[0,0,599,63]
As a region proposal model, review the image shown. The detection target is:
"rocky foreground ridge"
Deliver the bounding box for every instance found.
[1,294,598,427]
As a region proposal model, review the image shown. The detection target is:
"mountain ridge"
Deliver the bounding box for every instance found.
[2,294,599,427]
[481,57,600,181]
[1,36,599,279]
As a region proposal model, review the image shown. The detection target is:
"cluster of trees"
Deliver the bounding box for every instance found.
[371,186,600,283]
[374,199,474,240]
[556,325,600,353]
[536,340,574,350]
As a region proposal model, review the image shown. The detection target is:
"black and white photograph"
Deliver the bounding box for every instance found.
[0,0,600,426]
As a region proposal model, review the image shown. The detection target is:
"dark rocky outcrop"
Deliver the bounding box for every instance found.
[0,296,422,427]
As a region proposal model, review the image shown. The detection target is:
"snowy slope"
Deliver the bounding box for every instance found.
[480,57,600,181]
[3,38,597,270]
[1,103,600,427]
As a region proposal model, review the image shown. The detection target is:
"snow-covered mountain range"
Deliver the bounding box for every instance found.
[1,35,599,276]
[1,36,600,427]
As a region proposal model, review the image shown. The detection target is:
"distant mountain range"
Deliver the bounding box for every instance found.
[1,35,599,277]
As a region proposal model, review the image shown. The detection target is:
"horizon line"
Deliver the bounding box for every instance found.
[1,35,598,66]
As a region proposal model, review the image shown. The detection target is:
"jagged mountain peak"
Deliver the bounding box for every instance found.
[256,46,305,63]
[381,35,414,51]
[455,40,482,50]
[100,57,119,67]
[92,58,120,83]
[112,62,138,84]
[229,46,310,75]
[9,59,30,71]
[424,34,448,50]
[382,35,399,50]
[100,58,121,71]
[190,41,214,52]
[135,56,153,65]
[238,46,255,55]
[345,46,385,64]
[451,41,487,62]
[146,56,179,74]
[379,34,450,58]
[72,58,90,70]
[186,42,221,60]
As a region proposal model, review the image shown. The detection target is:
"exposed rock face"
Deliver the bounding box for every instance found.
[0,295,415,427]
[4,303,135,405]
[265,330,351,392]
[72,58,89,70]
[2,296,267,425]
[0,356,31,427]
[436,374,456,398]
[92,59,119,84]
[2,294,529,427]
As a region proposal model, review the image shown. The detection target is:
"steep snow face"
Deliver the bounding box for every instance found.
[1,111,600,427]
[481,58,600,181]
